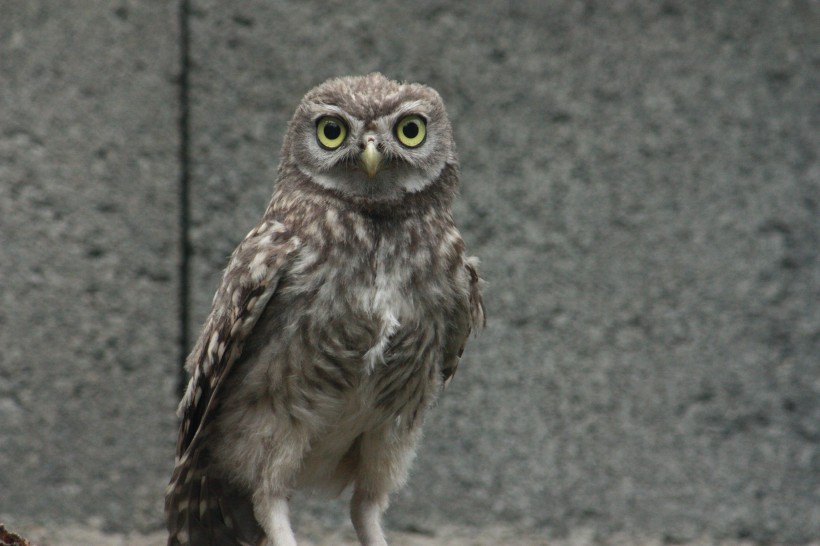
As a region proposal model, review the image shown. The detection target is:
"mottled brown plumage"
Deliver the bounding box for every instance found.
[166,73,484,546]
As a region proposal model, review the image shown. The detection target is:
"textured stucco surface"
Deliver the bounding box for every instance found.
[1,0,818,543]
[0,0,180,532]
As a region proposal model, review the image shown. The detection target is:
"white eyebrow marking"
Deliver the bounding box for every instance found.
[395,99,427,114]
[312,104,355,124]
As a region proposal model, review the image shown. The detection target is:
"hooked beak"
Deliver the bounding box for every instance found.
[359,141,383,179]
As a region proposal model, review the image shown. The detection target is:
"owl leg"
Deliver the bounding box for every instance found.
[247,425,312,546]
[253,495,296,546]
[350,486,389,546]
[350,424,422,546]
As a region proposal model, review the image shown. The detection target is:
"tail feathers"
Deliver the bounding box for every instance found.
[166,450,264,546]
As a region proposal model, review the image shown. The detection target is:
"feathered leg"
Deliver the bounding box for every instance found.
[253,495,296,546]
[350,487,389,546]
[250,433,310,546]
[349,424,422,546]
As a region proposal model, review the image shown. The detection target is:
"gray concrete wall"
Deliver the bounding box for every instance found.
[1,0,817,543]
[0,0,180,532]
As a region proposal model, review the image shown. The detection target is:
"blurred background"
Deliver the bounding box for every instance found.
[1,1,817,544]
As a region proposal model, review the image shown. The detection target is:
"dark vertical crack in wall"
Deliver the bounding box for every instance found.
[177,0,192,398]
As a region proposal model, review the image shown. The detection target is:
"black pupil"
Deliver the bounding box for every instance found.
[323,121,341,140]
[402,121,419,139]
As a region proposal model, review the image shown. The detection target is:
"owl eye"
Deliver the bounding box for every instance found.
[316,116,347,150]
[395,115,427,148]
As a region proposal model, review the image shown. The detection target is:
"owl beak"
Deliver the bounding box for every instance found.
[359,141,383,179]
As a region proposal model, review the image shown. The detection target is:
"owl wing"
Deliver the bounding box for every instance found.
[442,257,485,387]
[166,219,300,546]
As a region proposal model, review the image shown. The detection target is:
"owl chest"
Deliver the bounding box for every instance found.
[335,262,422,364]
[295,242,446,371]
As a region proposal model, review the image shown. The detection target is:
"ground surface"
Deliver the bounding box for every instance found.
[7,523,820,546]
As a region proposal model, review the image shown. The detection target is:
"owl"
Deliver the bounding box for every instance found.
[165,73,485,546]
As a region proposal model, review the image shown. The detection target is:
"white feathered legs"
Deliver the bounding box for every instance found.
[251,417,423,546]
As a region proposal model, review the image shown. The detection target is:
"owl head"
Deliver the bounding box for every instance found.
[282,73,456,203]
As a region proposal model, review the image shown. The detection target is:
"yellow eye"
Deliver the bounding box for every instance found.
[395,115,426,148]
[316,116,347,149]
